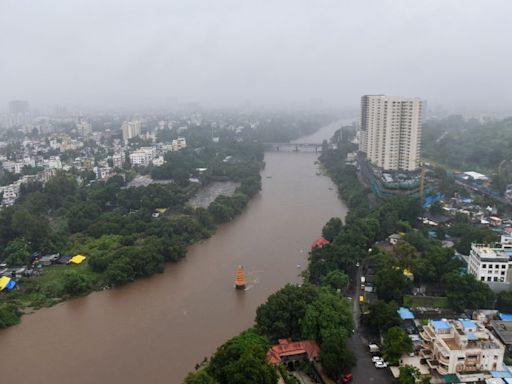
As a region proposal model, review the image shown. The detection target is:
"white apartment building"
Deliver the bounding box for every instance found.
[112,152,125,168]
[420,320,504,376]
[45,156,62,170]
[359,95,423,172]
[467,236,512,284]
[129,148,153,167]
[122,120,142,143]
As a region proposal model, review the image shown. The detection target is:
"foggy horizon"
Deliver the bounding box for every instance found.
[2,0,512,113]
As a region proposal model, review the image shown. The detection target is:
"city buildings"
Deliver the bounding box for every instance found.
[467,235,512,285]
[121,120,142,143]
[359,95,423,172]
[76,120,92,137]
[358,95,424,198]
[171,137,187,151]
[112,152,125,168]
[129,148,153,167]
[420,319,505,376]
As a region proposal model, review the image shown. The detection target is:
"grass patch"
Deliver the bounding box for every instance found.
[4,263,104,309]
[403,295,449,309]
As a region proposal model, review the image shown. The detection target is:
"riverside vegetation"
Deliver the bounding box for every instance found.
[0,113,334,328]
[185,125,511,384]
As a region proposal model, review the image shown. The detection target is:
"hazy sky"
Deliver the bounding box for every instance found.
[1,0,511,112]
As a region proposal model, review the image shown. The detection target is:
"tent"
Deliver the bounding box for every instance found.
[69,255,87,265]
[0,276,11,291]
[6,280,16,290]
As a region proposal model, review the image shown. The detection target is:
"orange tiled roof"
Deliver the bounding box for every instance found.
[311,237,330,249]
[266,338,320,365]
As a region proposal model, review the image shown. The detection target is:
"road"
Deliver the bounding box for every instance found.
[347,265,394,384]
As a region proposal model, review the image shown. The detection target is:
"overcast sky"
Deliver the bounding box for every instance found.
[1,0,511,112]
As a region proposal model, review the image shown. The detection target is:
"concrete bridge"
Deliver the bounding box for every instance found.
[264,142,327,152]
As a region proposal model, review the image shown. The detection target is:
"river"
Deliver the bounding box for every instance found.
[0,120,352,384]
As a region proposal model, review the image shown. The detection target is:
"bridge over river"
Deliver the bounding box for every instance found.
[264,142,332,152]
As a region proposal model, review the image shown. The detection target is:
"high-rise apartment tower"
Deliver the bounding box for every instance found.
[121,120,142,143]
[359,95,423,172]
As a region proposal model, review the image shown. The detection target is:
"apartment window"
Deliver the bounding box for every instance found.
[488,277,492,281]
[494,277,499,282]
[503,265,507,269]
[496,264,500,269]
[483,264,487,268]
[489,264,493,269]
[502,271,506,275]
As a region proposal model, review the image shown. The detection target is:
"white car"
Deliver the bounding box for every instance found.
[375,361,388,368]
[371,356,383,363]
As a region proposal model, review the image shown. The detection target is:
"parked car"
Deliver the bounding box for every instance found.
[371,356,383,363]
[341,373,353,383]
[375,361,388,368]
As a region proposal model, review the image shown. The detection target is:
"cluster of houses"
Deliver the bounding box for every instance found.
[0,116,192,207]
[391,306,512,384]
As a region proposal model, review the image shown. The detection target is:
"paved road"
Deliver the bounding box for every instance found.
[347,265,394,384]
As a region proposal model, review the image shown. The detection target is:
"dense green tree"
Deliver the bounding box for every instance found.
[0,304,21,328]
[207,330,276,384]
[184,370,217,384]
[255,284,319,341]
[300,288,353,344]
[321,270,349,292]
[444,273,496,311]
[2,238,31,265]
[365,300,401,334]
[62,270,90,296]
[375,266,411,304]
[399,365,429,384]
[44,172,78,208]
[322,218,343,242]
[320,329,355,379]
[383,327,413,365]
[497,291,512,313]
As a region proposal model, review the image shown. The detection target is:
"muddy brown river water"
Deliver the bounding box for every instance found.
[0,121,351,384]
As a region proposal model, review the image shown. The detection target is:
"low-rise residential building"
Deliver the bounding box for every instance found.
[468,236,512,284]
[468,245,510,283]
[129,149,152,167]
[420,319,505,376]
[112,152,125,168]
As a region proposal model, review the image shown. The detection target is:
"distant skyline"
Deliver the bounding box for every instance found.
[1,1,512,113]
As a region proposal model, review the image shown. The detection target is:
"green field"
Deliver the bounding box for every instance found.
[403,295,449,309]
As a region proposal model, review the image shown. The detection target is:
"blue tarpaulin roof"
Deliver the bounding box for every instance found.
[6,280,16,290]
[398,307,415,320]
[500,313,512,321]
[491,371,512,379]
[461,320,476,329]
[432,320,451,330]
[466,332,478,341]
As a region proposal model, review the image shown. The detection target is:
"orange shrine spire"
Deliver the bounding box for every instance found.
[234,265,246,290]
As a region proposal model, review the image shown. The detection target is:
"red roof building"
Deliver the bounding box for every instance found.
[266,339,320,365]
[311,237,330,249]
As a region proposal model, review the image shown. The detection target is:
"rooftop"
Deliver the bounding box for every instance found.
[266,339,320,365]
[398,307,415,320]
[432,320,451,331]
[491,321,512,345]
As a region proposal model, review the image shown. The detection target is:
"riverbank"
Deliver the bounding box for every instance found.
[0,146,349,384]
[0,144,264,329]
